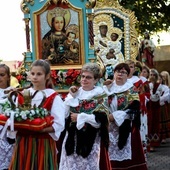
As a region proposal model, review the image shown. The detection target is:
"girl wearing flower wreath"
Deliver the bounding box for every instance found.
[59,62,111,170]
[0,64,15,170]
[9,59,65,170]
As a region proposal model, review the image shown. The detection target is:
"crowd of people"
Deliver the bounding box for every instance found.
[0,58,170,170]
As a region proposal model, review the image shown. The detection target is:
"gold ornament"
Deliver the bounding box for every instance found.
[47,7,71,28]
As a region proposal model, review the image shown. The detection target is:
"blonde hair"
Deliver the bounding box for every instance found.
[150,68,159,81]
[160,71,170,87]
[125,59,135,66]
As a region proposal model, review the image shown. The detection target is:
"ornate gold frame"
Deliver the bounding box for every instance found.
[33,2,85,70]
[94,0,139,73]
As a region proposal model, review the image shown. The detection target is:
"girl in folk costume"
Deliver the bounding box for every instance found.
[0,64,15,170]
[59,63,111,170]
[140,65,150,83]
[159,72,170,144]
[139,65,151,155]
[103,63,147,170]
[9,59,65,170]
[135,62,150,159]
[147,69,162,152]
[161,71,170,105]
[161,71,170,88]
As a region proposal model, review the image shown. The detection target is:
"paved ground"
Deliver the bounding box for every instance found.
[147,138,170,170]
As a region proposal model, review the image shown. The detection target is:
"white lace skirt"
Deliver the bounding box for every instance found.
[0,135,14,169]
[59,132,101,170]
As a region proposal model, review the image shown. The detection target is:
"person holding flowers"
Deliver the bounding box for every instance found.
[8,59,65,170]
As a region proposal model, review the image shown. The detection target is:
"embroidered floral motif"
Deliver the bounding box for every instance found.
[71,100,97,114]
[117,94,128,110]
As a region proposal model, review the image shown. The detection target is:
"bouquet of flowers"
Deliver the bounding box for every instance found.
[0,90,54,131]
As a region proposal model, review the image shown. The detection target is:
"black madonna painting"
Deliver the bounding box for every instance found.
[38,6,82,66]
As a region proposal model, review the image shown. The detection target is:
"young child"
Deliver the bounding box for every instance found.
[9,59,66,170]
[107,32,124,61]
[63,24,79,64]
[101,30,124,79]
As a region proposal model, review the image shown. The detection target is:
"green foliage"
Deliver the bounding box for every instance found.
[119,0,170,35]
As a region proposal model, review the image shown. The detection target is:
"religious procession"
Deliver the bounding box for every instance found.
[0,0,170,170]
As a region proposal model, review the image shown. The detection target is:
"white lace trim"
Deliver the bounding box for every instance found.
[59,132,101,170]
[0,135,14,169]
[109,122,132,161]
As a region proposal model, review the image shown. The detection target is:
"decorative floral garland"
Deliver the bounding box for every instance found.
[0,100,49,122]
[13,62,81,89]
[51,69,81,88]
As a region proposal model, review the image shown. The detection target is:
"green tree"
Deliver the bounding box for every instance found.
[119,0,170,35]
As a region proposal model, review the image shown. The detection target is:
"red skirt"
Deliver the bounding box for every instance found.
[159,102,170,140]
[100,141,112,170]
[147,100,160,147]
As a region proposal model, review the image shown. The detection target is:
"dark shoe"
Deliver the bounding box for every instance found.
[161,139,166,144]
[150,147,155,152]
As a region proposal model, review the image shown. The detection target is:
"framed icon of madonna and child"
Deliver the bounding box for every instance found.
[33,4,84,68]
